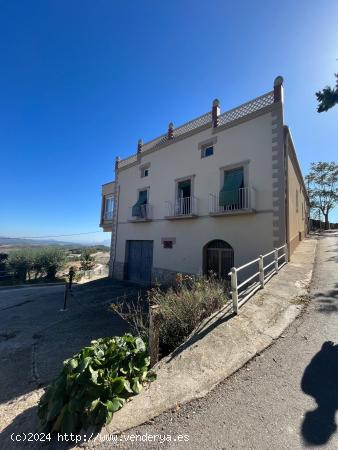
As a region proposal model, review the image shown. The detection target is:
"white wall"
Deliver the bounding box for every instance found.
[115,110,276,273]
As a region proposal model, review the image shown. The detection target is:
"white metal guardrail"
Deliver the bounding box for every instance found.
[128,204,153,221]
[79,266,109,279]
[229,244,288,314]
[209,187,256,214]
[166,196,198,217]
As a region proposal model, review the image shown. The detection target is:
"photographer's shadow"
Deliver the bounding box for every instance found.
[301,341,338,446]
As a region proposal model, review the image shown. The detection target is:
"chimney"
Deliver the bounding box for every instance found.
[212,99,220,127]
[273,76,284,103]
[168,122,174,140]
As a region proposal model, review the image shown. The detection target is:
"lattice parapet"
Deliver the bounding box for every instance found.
[118,154,138,168]
[173,112,212,138]
[142,134,168,151]
[117,91,274,169]
[218,91,274,127]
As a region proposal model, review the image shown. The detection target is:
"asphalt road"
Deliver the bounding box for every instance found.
[114,232,338,450]
[0,279,139,405]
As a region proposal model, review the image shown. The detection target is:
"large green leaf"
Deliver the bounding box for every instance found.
[110,377,126,394]
[46,397,64,422]
[89,366,99,385]
[37,334,154,434]
[106,397,124,413]
[135,337,146,352]
[77,357,92,373]
[131,378,142,394]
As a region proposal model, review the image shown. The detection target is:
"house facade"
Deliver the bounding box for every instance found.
[100,77,309,284]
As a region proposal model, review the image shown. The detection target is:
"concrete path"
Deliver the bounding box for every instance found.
[108,231,338,449]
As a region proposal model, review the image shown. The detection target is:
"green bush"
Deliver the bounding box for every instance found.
[112,274,228,355]
[7,247,66,281]
[37,334,155,434]
[7,249,35,281]
[36,247,66,280]
[80,249,95,271]
[150,274,228,352]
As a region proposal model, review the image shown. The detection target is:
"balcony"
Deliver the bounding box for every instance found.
[209,187,256,216]
[103,211,113,221]
[128,204,153,222]
[100,181,115,232]
[165,196,198,219]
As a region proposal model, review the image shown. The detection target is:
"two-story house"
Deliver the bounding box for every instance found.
[100,77,309,284]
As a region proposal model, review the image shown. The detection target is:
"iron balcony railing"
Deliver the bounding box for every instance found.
[166,196,198,217]
[209,187,256,214]
[129,204,153,221]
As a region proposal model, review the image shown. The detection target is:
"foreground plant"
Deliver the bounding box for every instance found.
[38,334,155,434]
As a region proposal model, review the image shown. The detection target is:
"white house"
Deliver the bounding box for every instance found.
[100,77,309,284]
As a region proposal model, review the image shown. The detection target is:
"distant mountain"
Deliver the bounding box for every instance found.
[0,236,110,249]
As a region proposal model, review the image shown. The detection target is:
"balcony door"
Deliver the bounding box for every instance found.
[219,167,244,210]
[204,240,234,279]
[176,179,191,215]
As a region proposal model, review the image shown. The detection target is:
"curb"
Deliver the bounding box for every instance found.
[0,282,66,292]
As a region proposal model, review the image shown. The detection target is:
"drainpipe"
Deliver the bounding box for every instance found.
[284,128,290,261]
[110,156,120,277]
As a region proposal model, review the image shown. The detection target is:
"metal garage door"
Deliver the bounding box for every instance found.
[126,240,153,284]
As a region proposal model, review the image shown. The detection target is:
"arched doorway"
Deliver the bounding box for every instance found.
[203,240,234,279]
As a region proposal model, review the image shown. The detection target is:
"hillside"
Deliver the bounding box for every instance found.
[0,236,110,251]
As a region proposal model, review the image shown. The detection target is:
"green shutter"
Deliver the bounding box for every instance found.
[178,180,191,190]
[219,169,244,206]
[132,191,148,217]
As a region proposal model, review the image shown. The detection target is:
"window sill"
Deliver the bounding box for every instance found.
[165,214,199,220]
[128,217,152,223]
[209,209,256,217]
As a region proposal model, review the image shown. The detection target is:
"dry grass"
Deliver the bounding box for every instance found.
[111,273,229,355]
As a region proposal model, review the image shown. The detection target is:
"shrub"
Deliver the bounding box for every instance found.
[7,249,35,281]
[80,249,95,271]
[112,274,228,355]
[35,247,66,280]
[37,334,155,434]
[7,247,66,281]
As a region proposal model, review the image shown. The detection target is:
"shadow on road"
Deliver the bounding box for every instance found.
[301,341,338,446]
[313,283,338,314]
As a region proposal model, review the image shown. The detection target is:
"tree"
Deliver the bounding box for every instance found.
[0,253,8,271]
[316,74,338,112]
[80,249,95,271]
[306,162,338,230]
[37,248,67,280]
[7,249,35,282]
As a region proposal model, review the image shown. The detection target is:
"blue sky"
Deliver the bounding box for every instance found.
[1,0,337,243]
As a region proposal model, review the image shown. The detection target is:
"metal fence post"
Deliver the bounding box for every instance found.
[149,305,161,368]
[231,267,239,314]
[60,283,68,311]
[285,244,289,263]
[259,255,264,288]
[274,248,279,272]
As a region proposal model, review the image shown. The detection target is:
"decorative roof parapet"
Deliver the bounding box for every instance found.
[212,99,220,127]
[217,91,274,127]
[117,82,279,170]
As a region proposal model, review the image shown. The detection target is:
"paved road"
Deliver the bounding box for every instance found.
[115,232,338,450]
[0,279,140,405]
